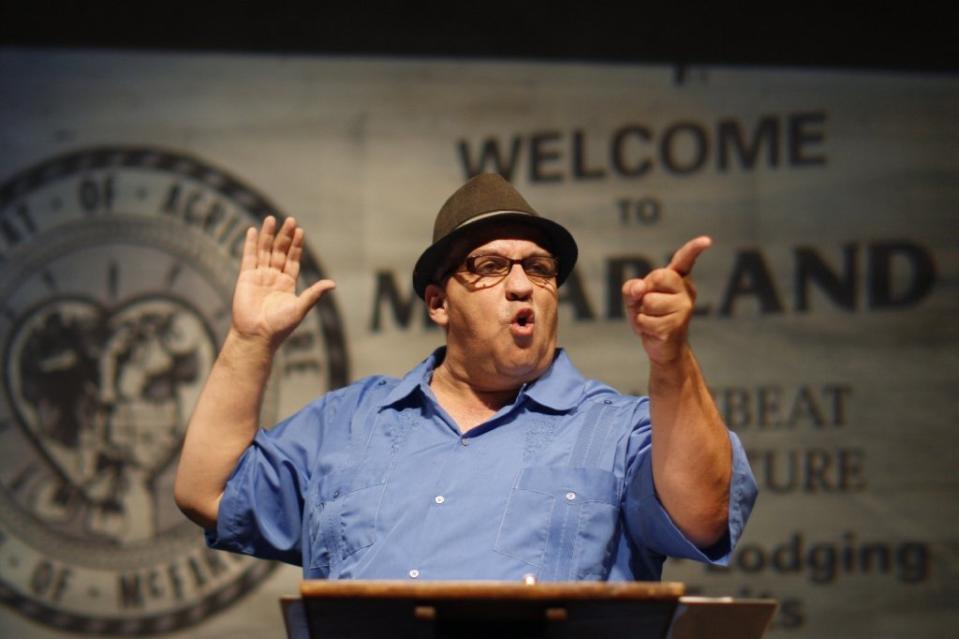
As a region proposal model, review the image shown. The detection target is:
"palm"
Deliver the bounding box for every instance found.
[234,268,302,339]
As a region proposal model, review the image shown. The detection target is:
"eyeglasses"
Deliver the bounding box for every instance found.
[460,254,559,280]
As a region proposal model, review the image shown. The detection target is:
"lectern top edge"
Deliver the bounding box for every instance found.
[299,579,685,601]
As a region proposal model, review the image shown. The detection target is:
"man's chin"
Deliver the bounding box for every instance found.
[510,332,534,348]
[499,345,552,381]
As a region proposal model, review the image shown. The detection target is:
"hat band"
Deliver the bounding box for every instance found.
[452,209,535,231]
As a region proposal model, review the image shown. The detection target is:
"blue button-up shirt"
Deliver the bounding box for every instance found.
[208,348,757,581]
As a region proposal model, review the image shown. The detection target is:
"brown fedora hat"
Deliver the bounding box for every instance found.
[412,174,578,299]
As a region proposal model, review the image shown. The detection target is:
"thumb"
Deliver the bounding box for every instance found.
[297,279,336,315]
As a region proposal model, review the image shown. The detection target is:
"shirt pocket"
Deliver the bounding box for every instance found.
[307,461,391,571]
[494,466,621,578]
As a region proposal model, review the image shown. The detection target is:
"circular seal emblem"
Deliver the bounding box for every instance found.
[0,147,349,634]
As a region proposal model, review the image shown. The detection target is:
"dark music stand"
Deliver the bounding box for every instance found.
[286,580,683,638]
[282,581,777,639]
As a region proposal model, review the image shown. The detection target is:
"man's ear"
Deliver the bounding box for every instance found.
[424,283,449,328]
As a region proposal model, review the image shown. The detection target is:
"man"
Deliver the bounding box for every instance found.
[175,173,756,581]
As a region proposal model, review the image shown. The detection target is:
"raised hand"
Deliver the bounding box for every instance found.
[621,236,711,366]
[232,216,335,348]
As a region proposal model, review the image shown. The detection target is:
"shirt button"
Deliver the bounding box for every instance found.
[603,399,612,405]
[409,569,420,579]
[460,438,470,446]
[434,495,445,504]
[565,492,576,501]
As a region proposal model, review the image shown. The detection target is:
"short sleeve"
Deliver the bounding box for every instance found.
[624,426,757,565]
[204,393,343,564]
[205,425,306,564]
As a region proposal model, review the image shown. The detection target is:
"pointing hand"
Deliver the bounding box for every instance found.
[621,236,711,365]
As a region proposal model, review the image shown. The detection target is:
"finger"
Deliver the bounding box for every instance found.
[621,278,646,304]
[240,227,258,272]
[271,217,297,271]
[284,228,305,280]
[257,216,277,268]
[637,291,688,317]
[297,279,336,315]
[642,267,686,294]
[667,236,712,277]
[632,312,679,339]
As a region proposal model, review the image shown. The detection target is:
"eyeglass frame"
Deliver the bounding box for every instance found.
[455,253,560,281]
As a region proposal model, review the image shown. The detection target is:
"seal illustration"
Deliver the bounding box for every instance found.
[0,147,348,634]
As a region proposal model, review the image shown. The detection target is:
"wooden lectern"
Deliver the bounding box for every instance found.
[282,581,777,639]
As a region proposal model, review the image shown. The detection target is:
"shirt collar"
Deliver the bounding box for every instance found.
[379,347,586,413]
[378,348,444,408]
[520,348,587,412]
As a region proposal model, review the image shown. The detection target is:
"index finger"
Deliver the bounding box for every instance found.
[667,236,712,277]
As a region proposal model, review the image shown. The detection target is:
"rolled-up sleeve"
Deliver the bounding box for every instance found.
[624,426,757,565]
[204,390,345,564]
[205,424,309,565]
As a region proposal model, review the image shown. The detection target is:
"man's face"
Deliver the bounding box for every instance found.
[428,227,559,389]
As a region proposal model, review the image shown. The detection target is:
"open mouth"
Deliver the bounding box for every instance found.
[512,308,535,331]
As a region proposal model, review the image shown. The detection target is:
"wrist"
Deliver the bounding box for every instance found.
[648,345,696,389]
[221,328,277,368]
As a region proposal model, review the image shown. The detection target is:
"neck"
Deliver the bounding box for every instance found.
[431,360,520,410]
[429,360,523,433]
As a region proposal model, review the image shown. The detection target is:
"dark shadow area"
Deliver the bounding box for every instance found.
[1,1,955,73]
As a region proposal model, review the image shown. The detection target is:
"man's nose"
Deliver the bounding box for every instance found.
[504,263,534,300]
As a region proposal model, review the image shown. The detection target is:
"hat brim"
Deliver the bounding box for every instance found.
[413,212,578,299]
